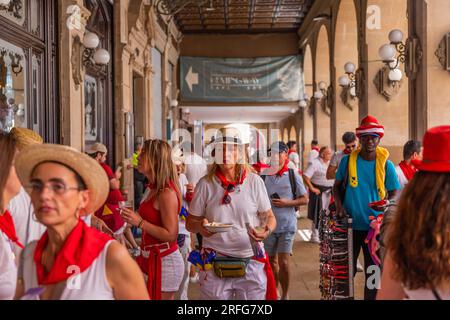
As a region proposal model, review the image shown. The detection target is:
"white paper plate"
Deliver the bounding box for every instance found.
[203,223,234,233]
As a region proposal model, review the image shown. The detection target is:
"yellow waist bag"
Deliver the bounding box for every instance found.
[213,257,250,278]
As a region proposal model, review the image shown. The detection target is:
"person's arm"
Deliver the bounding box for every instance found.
[302,175,320,195]
[271,195,308,208]
[377,251,406,300]
[326,165,338,180]
[186,214,215,238]
[105,241,149,300]
[121,189,179,242]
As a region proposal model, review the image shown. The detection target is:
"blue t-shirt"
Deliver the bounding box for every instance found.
[336,155,400,231]
[263,170,307,233]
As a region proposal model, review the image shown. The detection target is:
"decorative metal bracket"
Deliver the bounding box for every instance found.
[71,36,83,90]
[404,37,423,80]
[435,33,450,71]
[340,87,357,111]
[373,64,404,102]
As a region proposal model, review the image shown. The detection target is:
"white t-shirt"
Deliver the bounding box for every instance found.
[307,149,319,164]
[0,230,17,300]
[288,152,300,169]
[189,172,272,258]
[178,173,190,236]
[8,188,46,259]
[184,153,208,186]
[304,158,334,187]
[395,166,409,190]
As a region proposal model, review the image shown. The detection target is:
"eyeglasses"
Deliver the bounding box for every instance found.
[345,144,357,149]
[26,181,81,196]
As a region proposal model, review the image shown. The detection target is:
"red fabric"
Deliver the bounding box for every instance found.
[215,168,247,205]
[253,253,277,300]
[276,160,289,177]
[185,191,194,202]
[96,163,125,232]
[0,210,24,249]
[343,148,352,155]
[356,115,385,139]
[252,162,269,173]
[312,146,320,152]
[33,219,112,285]
[288,149,295,155]
[399,161,418,181]
[412,125,450,173]
[137,181,180,299]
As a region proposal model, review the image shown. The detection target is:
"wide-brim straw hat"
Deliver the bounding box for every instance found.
[15,144,109,214]
[10,127,43,151]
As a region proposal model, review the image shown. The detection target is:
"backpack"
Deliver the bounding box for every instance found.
[262,169,299,211]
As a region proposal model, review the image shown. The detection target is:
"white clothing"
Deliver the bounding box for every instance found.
[199,259,267,300]
[395,166,409,190]
[184,153,207,186]
[189,173,272,258]
[178,173,190,236]
[160,249,184,292]
[403,287,450,300]
[81,215,92,227]
[288,152,300,169]
[8,188,46,258]
[21,240,115,300]
[0,231,17,300]
[307,149,319,164]
[304,158,334,187]
[176,233,191,300]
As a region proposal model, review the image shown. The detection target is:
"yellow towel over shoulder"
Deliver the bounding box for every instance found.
[348,147,389,199]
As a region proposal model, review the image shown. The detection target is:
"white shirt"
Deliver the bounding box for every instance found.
[21,240,115,300]
[304,158,334,187]
[0,231,17,300]
[189,173,272,258]
[8,188,46,259]
[184,153,208,186]
[288,152,300,169]
[178,173,190,236]
[307,149,319,164]
[395,166,409,190]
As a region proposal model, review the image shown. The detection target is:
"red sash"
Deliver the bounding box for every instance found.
[253,253,278,300]
[0,210,24,249]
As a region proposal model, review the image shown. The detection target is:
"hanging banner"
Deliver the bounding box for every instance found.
[180,55,304,103]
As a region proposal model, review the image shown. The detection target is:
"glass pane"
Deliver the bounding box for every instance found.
[30,0,42,37]
[0,0,27,27]
[32,53,41,133]
[84,75,98,142]
[0,38,27,133]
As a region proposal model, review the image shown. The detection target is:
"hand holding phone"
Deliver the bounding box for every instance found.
[270,193,280,200]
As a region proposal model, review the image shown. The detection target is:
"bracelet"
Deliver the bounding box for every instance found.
[138,219,145,229]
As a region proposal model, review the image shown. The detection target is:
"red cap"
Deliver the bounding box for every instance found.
[412,125,450,172]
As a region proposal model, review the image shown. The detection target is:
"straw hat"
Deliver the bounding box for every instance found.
[10,127,43,151]
[85,142,107,154]
[15,144,109,214]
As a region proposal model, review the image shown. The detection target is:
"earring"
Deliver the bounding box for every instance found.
[31,211,39,222]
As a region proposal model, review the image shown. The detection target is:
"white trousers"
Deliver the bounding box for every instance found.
[175,234,191,300]
[199,259,267,300]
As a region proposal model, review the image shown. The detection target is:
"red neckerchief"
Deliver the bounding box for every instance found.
[399,161,418,181]
[34,219,112,285]
[312,146,320,152]
[343,148,352,155]
[276,160,289,177]
[288,149,295,155]
[215,168,247,205]
[0,210,24,249]
[252,162,269,173]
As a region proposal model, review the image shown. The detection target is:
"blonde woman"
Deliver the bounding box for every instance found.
[186,132,277,300]
[121,139,183,300]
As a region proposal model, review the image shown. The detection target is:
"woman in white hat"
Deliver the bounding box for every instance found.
[0,133,23,300]
[186,131,278,300]
[120,139,184,300]
[14,144,149,300]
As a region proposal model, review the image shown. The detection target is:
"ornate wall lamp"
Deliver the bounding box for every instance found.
[338,62,360,111]
[435,33,450,71]
[0,0,12,9]
[314,81,332,117]
[72,32,111,89]
[375,29,422,101]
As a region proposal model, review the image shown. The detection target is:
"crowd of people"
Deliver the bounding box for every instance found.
[0,117,449,300]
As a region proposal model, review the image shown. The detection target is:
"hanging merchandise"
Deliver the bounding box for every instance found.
[319,199,354,300]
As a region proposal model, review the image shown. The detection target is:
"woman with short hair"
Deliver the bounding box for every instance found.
[14,144,149,300]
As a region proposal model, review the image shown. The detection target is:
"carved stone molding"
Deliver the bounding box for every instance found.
[435,33,450,71]
[373,65,404,102]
